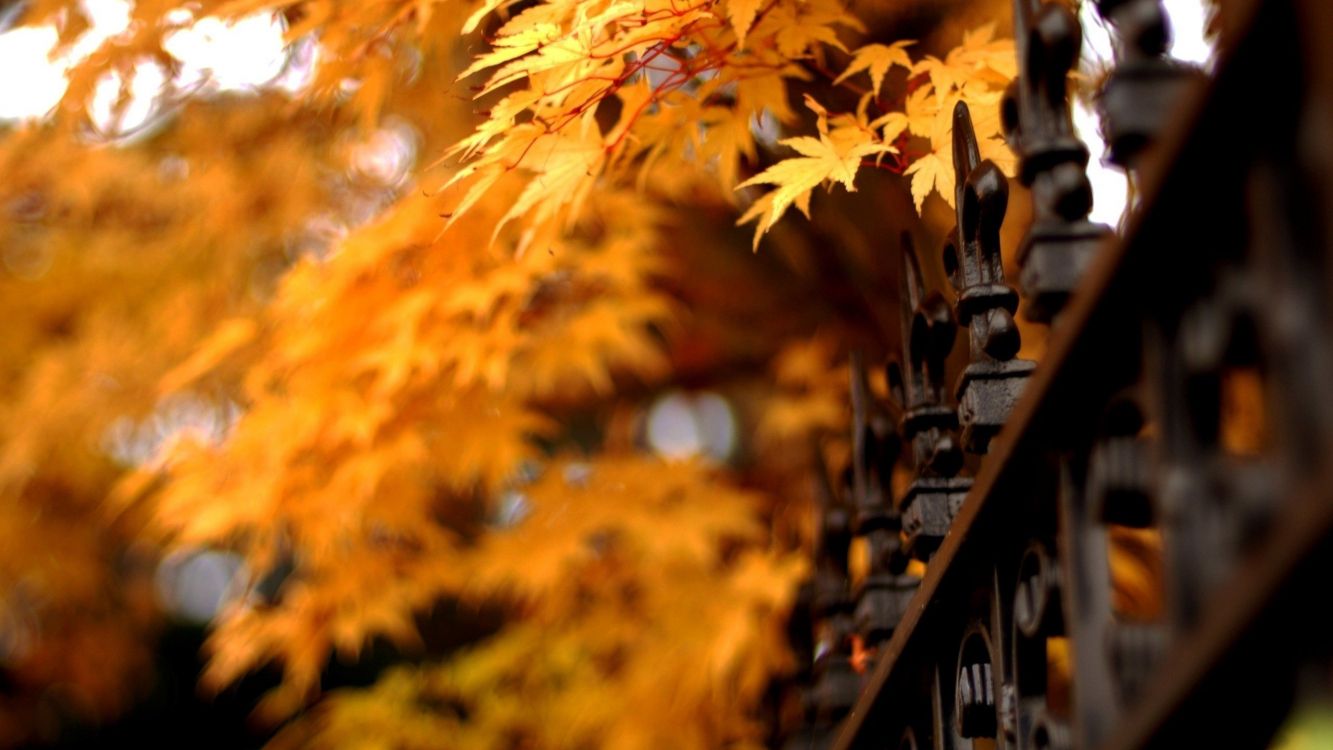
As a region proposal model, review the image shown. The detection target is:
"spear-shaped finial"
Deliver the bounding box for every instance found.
[1094,0,1201,168]
[847,353,917,659]
[890,233,971,559]
[809,448,859,725]
[1002,0,1111,321]
[947,101,1036,454]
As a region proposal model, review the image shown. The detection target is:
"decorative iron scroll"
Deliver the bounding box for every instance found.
[778,2,1333,749]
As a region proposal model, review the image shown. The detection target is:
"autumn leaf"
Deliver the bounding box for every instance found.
[836,40,915,96]
[904,150,953,213]
[726,0,764,48]
[463,0,513,33]
[737,97,895,248]
[737,132,883,248]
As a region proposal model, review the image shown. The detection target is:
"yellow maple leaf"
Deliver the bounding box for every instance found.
[835,40,914,97]
[903,149,954,214]
[736,133,885,248]
[870,110,909,144]
[726,0,764,49]
[456,22,564,84]
[737,97,894,249]
[762,0,863,57]
[463,0,513,33]
[905,85,936,138]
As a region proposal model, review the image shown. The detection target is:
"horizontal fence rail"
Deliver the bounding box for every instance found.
[777,1,1333,748]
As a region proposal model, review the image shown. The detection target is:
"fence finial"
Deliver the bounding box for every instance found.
[890,234,970,559]
[810,448,860,727]
[1003,0,1111,321]
[1094,0,1201,167]
[947,101,1035,454]
[848,352,918,661]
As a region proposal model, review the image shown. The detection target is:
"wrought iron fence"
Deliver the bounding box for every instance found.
[779,0,1333,748]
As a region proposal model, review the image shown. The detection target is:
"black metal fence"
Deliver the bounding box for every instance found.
[780,1,1333,748]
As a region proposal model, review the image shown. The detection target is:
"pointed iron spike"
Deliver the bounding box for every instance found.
[951,101,982,210]
[887,359,906,407]
[810,442,837,517]
[894,224,971,558]
[1001,80,1022,145]
[812,456,852,577]
[880,380,906,432]
[850,350,871,434]
[961,163,1010,259]
[900,233,957,413]
[1095,0,1199,167]
[900,233,926,351]
[947,91,1035,453]
[972,163,1010,262]
[1008,0,1113,321]
[923,293,957,360]
[849,350,872,507]
[1035,4,1082,88]
[1012,0,1038,40]
[891,231,952,419]
[899,234,927,409]
[943,235,963,295]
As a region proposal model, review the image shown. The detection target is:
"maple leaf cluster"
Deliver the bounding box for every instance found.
[437,0,1016,247]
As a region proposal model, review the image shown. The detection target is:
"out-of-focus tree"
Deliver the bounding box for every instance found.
[0,0,1066,746]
